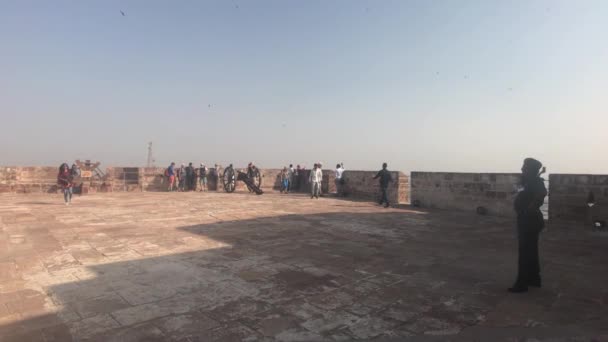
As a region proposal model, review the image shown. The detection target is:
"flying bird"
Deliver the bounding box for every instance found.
[120,10,126,16]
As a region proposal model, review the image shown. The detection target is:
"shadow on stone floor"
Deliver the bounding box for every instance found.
[1,210,608,342]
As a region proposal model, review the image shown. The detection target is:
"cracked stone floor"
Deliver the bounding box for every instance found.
[0,192,607,341]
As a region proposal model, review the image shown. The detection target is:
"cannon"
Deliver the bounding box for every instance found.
[222,164,263,195]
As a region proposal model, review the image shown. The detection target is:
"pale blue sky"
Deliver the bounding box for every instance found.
[1,0,607,173]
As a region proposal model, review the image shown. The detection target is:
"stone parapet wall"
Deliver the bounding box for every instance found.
[0,166,410,205]
[410,172,520,217]
[548,174,608,223]
[0,166,60,193]
[341,170,409,204]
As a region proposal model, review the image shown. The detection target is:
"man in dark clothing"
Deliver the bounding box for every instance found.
[509,158,547,293]
[186,163,195,191]
[373,163,392,208]
[295,165,301,191]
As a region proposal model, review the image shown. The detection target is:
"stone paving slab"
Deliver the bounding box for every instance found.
[0,192,607,341]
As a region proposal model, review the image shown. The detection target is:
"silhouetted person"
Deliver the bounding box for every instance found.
[373,162,392,208]
[509,158,547,293]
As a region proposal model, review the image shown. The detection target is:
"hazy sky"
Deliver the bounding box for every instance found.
[1,0,607,173]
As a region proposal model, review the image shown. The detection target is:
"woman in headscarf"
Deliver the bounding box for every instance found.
[57,163,73,205]
[509,158,547,293]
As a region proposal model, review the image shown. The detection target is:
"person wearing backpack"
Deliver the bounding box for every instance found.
[166,162,176,191]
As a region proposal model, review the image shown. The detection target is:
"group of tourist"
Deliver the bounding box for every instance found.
[278,164,313,194]
[165,162,220,192]
[55,157,547,294]
[279,164,296,193]
[277,163,330,196]
[277,162,346,200]
[53,160,403,210]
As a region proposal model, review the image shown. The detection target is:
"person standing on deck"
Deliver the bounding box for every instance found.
[317,162,324,196]
[373,163,392,208]
[166,162,176,191]
[177,164,186,191]
[280,167,290,193]
[199,163,208,192]
[294,165,301,191]
[309,163,322,199]
[287,164,295,192]
[335,163,345,197]
[186,163,195,191]
[57,163,73,205]
[509,158,547,293]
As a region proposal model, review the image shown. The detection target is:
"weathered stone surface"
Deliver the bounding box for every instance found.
[0,192,606,341]
[411,172,520,217]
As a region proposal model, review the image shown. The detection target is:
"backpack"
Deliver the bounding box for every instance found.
[164,168,170,177]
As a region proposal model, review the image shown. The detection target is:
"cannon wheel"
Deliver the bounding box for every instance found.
[222,166,236,193]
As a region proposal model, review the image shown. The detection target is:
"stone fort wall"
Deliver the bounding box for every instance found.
[410,172,521,218]
[548,174,608,223]
[0,166,409,205]
[3,165,607,223]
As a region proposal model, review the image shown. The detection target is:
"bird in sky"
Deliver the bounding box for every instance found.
[120,10,126,16]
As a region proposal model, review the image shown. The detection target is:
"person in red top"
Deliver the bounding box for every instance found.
[57,163,73,205]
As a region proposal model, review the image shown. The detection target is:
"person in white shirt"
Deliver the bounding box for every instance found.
[309,163,323,199]
[335,163,345,196]
[317,162,324,196]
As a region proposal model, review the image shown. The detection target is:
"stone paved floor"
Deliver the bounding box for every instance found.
[0,192,607,342]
